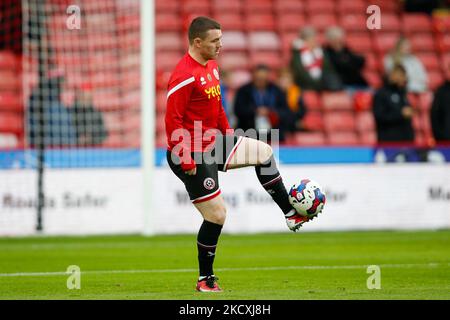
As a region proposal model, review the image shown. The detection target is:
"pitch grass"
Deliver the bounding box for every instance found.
[0,230,449,300]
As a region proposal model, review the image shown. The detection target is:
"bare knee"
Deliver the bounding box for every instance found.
[206,204,227,225]
[257,141,273,165]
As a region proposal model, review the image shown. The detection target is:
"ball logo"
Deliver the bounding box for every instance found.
[203,178,215,190]
[213,68,220,80]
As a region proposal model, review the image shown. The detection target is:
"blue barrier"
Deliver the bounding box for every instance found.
[1,147,449,169]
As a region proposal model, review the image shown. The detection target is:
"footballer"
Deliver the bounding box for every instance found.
[165,17,313,292]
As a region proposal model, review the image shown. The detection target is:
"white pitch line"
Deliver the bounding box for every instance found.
[0,262,448,278]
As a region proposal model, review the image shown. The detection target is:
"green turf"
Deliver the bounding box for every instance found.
[0,230,449,300]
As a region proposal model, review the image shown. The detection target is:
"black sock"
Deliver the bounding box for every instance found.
[197,220,223,278]
[255,155,293,215]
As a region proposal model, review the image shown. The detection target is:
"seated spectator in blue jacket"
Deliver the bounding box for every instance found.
[27,72,77,147]
[430,62,450,143]
[373,64,415,143]
[233,64,292,142]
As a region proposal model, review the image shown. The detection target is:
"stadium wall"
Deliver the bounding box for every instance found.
[1,164,449,236]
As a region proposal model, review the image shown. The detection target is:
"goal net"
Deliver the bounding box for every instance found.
[0,0,146,235]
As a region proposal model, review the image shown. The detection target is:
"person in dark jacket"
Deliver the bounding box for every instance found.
[323,26,368,89]
[290,26,342,91]
[69,83,107,146]
[234,64,293,142]
[373,64,415,143]
[430,62,450,142]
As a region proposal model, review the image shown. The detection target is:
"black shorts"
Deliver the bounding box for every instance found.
[167,134,244,204]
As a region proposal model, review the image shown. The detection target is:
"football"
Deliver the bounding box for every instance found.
[288,179,326,218]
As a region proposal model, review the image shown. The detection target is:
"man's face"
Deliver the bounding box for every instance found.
[197,29,222,60]
[253,69,270,89]
[390,69,407,88]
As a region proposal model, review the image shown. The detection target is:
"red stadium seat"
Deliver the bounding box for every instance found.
[336,0,366,14]
[409,33,436,53]
[0,71,20,91]
[373,32,399,55]
[346,33,373,54]
[276,13,306,33]
[427,70,444,91]
[155,0,179,13]
[218,52,250,70]
[245,14,276,31]
[369,0,400,13]
[156,90,167,114]
[322,91,353,110]
[380,14,401,32]
[433,15,450,33]
[323,111,356,132]
[356,111,375,132]
[339,14,368,33]
[360,131,377,145]
[301,111,324,131]
[156,132,168,148]
[363,71,382,88]
[0,92,22,112]
[0,112,23,134]
[417,52,440,71]
[229,70,251,89]
[181,0,211,16]
[243,0,273,13]
[302,90,321,110]
[308,14,338,32]
[291,132,326,146]
[327,132,360,145]
[274,0,305,14]
[156,13,182,32]
[156,51,184,72]
[436,34,450,53]
[0,133,19,149]
[305,0,336,14]
[220,31,248,51]
[156,32,184,52]
[248,32,281,51]
[0,51,19,70]
[363,53,381,72]
[211,0,242,14]
[402,14,433,34]
[249,52,283,69]
[213,13,244,31]
[92,91,122,112]
[353,91,373,111]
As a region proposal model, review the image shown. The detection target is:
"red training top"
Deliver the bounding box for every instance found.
[165,53,232,171]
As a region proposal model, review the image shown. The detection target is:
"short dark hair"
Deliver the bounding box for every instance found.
[253,64,270,72]
[188,16,221,44]
[391,63,407,75]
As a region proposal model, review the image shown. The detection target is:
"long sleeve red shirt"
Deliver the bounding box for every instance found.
[165,53,232,171]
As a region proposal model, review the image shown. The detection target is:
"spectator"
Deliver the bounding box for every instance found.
[219,69,231,118]
[277,67,307,132]
[290,26,342,91]
[233,64,292,141]
[430,62,450,142]
[323,26,368,90]
[373,64,415,143]
[27,71,77,147]
[69,83,107,146]
[384,36,428,93]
